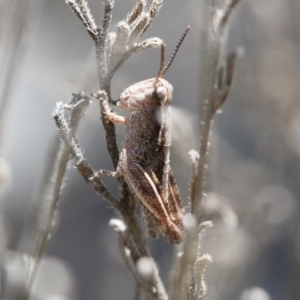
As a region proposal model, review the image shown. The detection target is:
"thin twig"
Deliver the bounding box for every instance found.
[170,221,213,300]
[218,0,241,33]
[170,1,241,299]
[23,93,90,300]
[190,31,218,218]
[62,1,170,298]
[66,0,98,39]
[23,143,70,300]
[0,0,33,150]
[191,0,241,220]
[188,150,200,204]
[19,135,61,255]
[134,286,147,300]
[118,245,153,295]
[194,254,212,300]
[54,94,168,300]
[96,0,114,88]
[169,229,198,300]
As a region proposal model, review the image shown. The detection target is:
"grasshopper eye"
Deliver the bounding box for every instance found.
[155,86,167,101]
[151,89,161,103]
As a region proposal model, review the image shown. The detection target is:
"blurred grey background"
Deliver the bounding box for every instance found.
[1,0,300,299]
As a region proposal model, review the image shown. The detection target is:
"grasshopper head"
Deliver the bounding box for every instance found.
[117,27,189,112]
[118,78,173,111]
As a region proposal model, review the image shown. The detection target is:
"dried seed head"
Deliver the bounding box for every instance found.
[109,219,127,232]
[126,0,146,25]
[136,257,154,278]
[128,13,150,43]
[182,214,197,231]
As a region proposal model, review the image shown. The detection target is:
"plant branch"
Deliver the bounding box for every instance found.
[191,0,241,219]
[170,221,212,300]
[0,0,33,150]
[61,1,199,298]
[53,92,168,299]
[23,143,70,300]
[23,92,90,300]
[171,1,242,300]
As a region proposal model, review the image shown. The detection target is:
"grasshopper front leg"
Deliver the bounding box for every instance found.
[93,91,127,178]
[97,91,127,125]
[96,150,126,179]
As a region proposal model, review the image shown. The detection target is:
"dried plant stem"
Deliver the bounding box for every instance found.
[23,143,70,300]
[191,37,219,218]
[19,135,61,254]
[0,0,32,150]
[93,1,135,213]
[170,231,198,300]
[22,93,90,300]
[170,1,241,299]
[218,0,240,31]
[59,1,204,299]
[135,287,146,300]
[53,97,167,300]
[152,264,169,300]
[191,0,241,220]
[170,222,212,300]
[109,220,153,295]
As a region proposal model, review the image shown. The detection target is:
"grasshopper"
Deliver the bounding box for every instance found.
[97,28,189,244]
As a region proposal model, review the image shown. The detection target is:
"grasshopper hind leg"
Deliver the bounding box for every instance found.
[124,160,183,243]
[141,206,161,238]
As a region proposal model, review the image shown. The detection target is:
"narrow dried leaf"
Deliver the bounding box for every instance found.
[194,253,212,300]
[134,37,164,52]
[126,0,146,25]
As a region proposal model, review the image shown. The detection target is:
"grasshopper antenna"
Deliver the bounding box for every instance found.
[155,44,166,80]
[160,26,190,77]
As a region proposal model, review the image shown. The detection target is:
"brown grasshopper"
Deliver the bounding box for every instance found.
[97,28,189,244]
